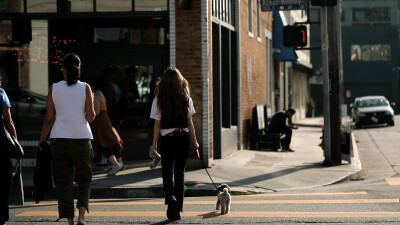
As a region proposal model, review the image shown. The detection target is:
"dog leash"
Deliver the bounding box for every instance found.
[195,147,218,190]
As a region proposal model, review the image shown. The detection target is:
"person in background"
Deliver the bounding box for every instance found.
[101,67,123,131]
[38,53,95,225]
[89,76,123,175]
[306,95,316,118]
[0,73,18,225]
[150,67,199,221]
[101,67,124,167]
[267,108,299,152]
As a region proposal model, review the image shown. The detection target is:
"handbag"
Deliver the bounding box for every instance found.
[8,160,24,205]
[0,120,24,158]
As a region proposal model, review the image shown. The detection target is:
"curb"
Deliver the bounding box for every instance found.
[328,132,364,185]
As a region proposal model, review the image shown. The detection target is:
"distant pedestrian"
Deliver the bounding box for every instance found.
[306,95,316,118]
[0,73,18,225]
[101,67,125,167]
[89,76,123,175]
[101,67,123,131]
[150,67,199,221]
[38,53,95,225]
[267,108,298,152]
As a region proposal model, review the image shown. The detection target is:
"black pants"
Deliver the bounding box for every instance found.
[160,131,190,212]
[0,159,11,224]
[269,127,292,148]
[282,127,292,147]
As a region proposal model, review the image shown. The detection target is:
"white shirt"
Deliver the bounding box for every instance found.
[150,97,196,136]
[50,80,93,139]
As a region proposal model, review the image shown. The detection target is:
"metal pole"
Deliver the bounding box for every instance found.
[320,6,331,165]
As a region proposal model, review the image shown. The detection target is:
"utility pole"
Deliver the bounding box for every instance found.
[327,3,342,165]
[320,1,341,166]
[320,6,331,165]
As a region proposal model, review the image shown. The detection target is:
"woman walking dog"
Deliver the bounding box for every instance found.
[150,67,199,220]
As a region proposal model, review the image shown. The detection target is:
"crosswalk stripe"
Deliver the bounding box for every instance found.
[32,191,369,206]
[234,191,368,197]
[15,211,400,218]
[386,178,400,185]
[32,198,398,206]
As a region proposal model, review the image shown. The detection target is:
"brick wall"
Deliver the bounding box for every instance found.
[206,0,214,159]
[174,0,274,153]
[175,1,206,158]
[239,0,273,148]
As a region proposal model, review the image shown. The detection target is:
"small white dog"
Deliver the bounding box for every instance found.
[216,184,231,215]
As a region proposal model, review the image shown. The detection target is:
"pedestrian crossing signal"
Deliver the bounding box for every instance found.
[283,26,307,48]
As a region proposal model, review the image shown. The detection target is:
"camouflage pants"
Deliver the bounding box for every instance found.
[50,138,93,219]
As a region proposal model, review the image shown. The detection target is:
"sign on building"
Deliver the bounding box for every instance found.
[261,0,306,11]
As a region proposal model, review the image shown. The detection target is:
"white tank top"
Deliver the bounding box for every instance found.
[50,80,93,139]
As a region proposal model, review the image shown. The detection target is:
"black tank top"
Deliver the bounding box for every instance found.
[160,108,188,129]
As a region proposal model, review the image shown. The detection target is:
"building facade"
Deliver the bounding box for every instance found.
[310,0,399,115]
[0,0,311,167]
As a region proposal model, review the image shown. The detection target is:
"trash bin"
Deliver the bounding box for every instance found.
[341,131,350,155]
[320,126,351,156]
[340,125,352,163]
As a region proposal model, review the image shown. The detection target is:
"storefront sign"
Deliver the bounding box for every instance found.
[261,0,306,11]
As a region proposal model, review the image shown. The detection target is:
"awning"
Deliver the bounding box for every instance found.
[293,62,321,75]
[273,11,298,61]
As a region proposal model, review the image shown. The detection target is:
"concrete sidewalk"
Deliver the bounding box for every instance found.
[22,117,363,199]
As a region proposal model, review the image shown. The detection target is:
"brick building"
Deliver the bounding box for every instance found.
[0,0,310,168]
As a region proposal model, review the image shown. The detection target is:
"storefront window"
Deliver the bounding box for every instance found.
[71,0,93,12]
[352,7,390,25]
[130,27,164,45]
[135,0,167,11]
[96,0,132,12]
[28,0,57,13]
[0,0,24,13]
[0,20,49,138]
[351,44,391,61]
[100,65,154,142]
[0,21,13,44]
[94,26,165,45]
[94,27,129,43]
[30,20,49,96]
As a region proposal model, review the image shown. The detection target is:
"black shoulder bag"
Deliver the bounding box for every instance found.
[0,119,24,158]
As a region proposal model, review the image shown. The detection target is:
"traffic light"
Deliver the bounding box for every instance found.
[283,25,307,47]
[311,0,337,6]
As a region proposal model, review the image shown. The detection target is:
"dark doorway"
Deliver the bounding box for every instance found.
[49,17,169,160]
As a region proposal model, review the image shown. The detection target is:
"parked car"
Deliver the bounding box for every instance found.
[350,96,395,129]
[5,88,47,137]
[350,97,360,122]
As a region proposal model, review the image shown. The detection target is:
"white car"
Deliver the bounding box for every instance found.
[350,96,395,129]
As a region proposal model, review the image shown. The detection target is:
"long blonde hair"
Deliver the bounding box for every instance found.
[155,67,190,121]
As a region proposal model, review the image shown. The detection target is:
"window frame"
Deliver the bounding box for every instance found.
[248,0,253,37]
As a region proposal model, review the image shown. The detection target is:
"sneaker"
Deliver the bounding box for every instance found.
[107,164,123,175]
[118,161,125,171]
[150,153,161,169]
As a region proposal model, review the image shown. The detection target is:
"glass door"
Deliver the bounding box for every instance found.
[92,56,164,160]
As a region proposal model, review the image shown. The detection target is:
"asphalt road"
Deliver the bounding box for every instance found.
[7,116,400,224]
